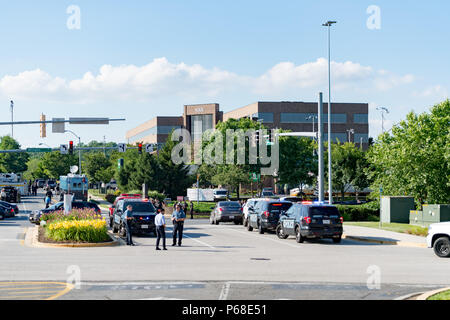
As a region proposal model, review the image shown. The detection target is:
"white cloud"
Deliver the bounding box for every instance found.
[0,57,416,103]
[413,85,449,99]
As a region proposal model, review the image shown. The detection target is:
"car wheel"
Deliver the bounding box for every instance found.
[215,219,219,225]
[433,237,450,258]
[109,218,114,228]
[295,227,304,243]
[112,222,118,233]
[276,224,288,239]
[234,220,240,225]
[0,214,4,220]
[247,221,253,232]
[258,222,264,234]
[333,236,342,244]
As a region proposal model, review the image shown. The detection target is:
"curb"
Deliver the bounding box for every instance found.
[342,234,427,248]
[415,287,450,300]
[25,226,122,248]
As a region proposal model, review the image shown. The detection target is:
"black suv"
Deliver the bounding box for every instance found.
[247,200,292,234]
[111,199,157,236]
[277,202,343,243]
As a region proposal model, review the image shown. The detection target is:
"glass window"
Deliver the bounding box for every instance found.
[280,113,347,123]
[353,114,368,124]
[252,113,274,123]
[354,133,369,143]
[191,114,213,141]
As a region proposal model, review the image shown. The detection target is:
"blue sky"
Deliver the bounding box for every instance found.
[0,1,448,147]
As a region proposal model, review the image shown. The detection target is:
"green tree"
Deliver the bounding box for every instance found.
[0,136,29,173]
[367,100,450,207]
[83,152,114,183]
[39,152,79,178]
[129,153,160,191]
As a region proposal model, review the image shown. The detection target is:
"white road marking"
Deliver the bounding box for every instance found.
[183,234,216,249]
[218,282,230,300]
[218,227,300,248]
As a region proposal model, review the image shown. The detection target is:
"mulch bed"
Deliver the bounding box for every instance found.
[38,226,113,244]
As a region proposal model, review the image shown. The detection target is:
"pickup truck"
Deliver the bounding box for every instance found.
[427,222,450,258]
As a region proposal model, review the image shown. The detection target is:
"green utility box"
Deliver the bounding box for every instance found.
[422,204,450,224]
[381,196,415,224]
[409,210,423,226]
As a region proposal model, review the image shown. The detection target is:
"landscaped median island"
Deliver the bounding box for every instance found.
[345,221,429,237]
[428,290,450,301]
[39,208,112,244]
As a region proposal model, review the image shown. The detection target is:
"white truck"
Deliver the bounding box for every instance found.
[0,173,27,196]
[187,188,215,202]
[427,222,450,258]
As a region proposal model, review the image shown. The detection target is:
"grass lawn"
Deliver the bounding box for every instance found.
[345,222,428,237]
[428,290,450,300]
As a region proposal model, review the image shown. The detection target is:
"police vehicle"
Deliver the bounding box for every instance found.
[247,200,293,234]
[276,201,343,244]
[111,199,157,237]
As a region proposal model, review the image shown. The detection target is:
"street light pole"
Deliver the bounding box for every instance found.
[347,129,355,143]
[10,101,14,138]
[376,107,389,133]
[65,130,82,175]
[323,20,337,204]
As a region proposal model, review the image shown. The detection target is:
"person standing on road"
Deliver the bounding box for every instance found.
[189,200,194,220]
[172,204,186,247]
[155,209,167,251]
[123,205,135,246]
[45,195,51,208]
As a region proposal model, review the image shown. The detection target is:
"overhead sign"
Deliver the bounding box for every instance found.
[69,117,109,125]
[118,143,127,153]
[52,118,65,133]
[26,148,52,153]
[60,144,68,155]
[145,144,154,153]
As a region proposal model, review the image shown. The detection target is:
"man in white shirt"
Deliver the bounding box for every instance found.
[155,208,167,250]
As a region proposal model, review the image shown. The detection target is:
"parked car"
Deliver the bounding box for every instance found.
[29,201,101,225]
[277,202,343,244]
[427,222,450,258]
[108,194,142,227]
[112,199,157,237]
[210,201,243,225]
[0,206,7,220]
[242,198,263,227]
[106,180,118,190]
[1,187,19,203]
[0,201,19,216]
[36,179,46,188]
[213,189,228,201]
[46,179,57,190]
[247,200,293,234]
[0,202,16,218]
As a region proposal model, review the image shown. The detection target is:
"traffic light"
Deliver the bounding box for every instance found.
[118,158,124,170]
[69,141,74,155]
[255,130,260,144]
[40,114,46,138]
[138,143,143,154]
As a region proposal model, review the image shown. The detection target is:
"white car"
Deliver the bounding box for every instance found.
[426,222,450,258]
[242,198,263,227]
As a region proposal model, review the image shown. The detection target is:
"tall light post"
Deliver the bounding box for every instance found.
[322,20,337,204]
[346,128,355,143]
[10,100,14,138]
[307,115,318,141]
[65,130,82,175]
[376,106,389,133]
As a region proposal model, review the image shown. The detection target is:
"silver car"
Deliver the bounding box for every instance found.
[210,201,243,225]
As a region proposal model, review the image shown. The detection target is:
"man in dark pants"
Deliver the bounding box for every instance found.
[172,204,186,246]
[123,205,135,246]
[189,201,194,219]
[155,209,167,250]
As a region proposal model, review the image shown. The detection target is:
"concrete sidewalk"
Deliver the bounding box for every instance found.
[343,225,427,248]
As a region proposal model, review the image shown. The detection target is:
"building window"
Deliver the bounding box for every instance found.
[354,133,369,143]
[323,133,348,143]
[191,114,213,141]
[252,113,274,123]
[280,113,347,124]
[353,114,369,124]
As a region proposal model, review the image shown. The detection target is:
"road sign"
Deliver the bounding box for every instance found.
[145,144,154,153]
[60,144,68,155]
[26,148,52,153]
[52,118,65,133]
[118,143,127,153]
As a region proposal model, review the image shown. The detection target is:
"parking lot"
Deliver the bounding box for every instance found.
[0,193,449,300]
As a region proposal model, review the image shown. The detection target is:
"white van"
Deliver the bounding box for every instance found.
[213,189,228,201]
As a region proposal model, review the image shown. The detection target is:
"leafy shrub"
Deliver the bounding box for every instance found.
[41,208,101,223]
[45,219,109,242]
[336,205,379,222]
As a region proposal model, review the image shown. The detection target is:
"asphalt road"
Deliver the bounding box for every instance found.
[0,192,448,300]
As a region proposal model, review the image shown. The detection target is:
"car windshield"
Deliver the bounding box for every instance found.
[219,202,241,208]
[124,202,155,213]
[309,206,340,218]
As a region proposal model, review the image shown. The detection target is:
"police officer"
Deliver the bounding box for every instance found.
[155,209,167,251]
[172,204,186,246]
[123,205,135,246]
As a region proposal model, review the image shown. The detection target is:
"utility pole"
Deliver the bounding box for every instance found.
[347,129,355,143]
[376,107,389,133]
[323,20,337,204]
